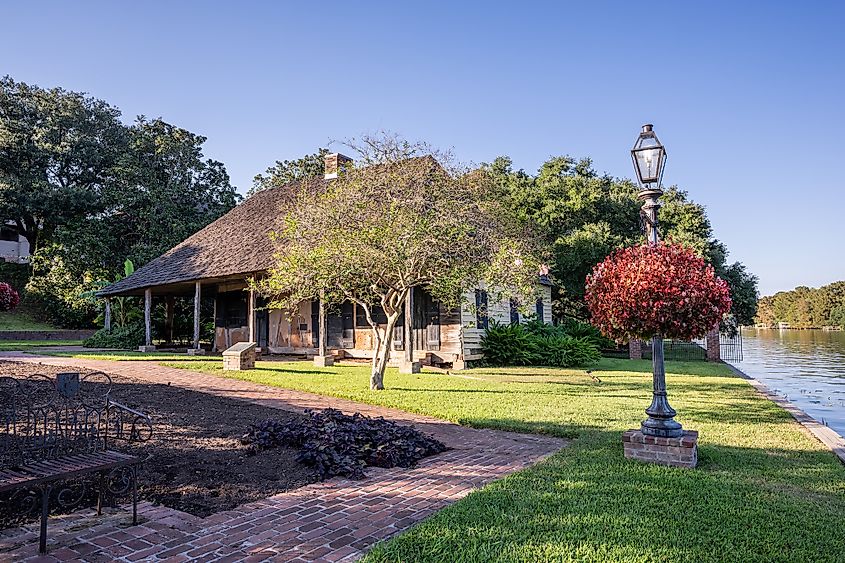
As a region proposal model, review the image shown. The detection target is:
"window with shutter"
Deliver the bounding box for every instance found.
[535,298,544,322]
[475,289,489,330]
[509,299,520,325]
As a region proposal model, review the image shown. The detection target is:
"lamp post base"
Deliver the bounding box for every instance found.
[641,416,684,438]
[623,429,698,468]
[641,390,684,438]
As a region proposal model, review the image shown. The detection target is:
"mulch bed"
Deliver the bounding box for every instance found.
[0,360,319,525]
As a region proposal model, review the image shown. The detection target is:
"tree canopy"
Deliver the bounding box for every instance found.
[491,155,758,325]
[755,281,845,328]
[0,76,127,253]
[0,76,239,327]
[250,148,328,195]
[260,136,543,389]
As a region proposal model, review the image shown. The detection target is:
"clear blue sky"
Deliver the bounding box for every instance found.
[2,1,843,296]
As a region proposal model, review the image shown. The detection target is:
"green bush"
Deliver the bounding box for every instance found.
[480,322,538,366]
[535,335,601,367]
[24,246,97,328]
[481,321,600,368]
[83,323,145,349]
[556,318,615,349]
[523,317,614,349]
[0,262,30,293]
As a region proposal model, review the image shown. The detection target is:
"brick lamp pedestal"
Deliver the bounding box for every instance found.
[623,429,698,468]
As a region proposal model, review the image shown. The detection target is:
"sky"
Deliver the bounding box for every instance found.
[2,1,843,296]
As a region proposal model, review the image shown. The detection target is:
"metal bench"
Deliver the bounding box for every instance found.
[0,371,153,554]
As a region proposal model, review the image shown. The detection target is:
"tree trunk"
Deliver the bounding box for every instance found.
[370,312,401,390]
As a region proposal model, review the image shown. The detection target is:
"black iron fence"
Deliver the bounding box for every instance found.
[719,327,743,362]
[642,339,707,361]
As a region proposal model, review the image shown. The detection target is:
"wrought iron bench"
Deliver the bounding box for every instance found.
[0,371,152,554]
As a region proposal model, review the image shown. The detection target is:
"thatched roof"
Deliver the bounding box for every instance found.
[98,179,328,297]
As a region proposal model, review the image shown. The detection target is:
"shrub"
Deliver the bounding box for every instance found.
[481,320,601,368]
[0,262,29,293]
[585,243,732,341]
[25,246,97,328]
[535,335,601,367]
[523,317,614,349]
[83,322,146,349]
[0,282,20,312]
[241,408,448,480]
[556,318,615,349]
[480,321,539,366]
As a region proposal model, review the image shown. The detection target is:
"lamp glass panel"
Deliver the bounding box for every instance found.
[634,147,662,183]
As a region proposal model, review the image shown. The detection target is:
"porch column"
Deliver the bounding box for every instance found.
[139,288,155,352]
[248,288,256,343]
[314,290,333,367]
[164,296,175,344]
[192,281,202,352]
[211,295,218,352]
[104,298,111,331]
[400,288,421,373]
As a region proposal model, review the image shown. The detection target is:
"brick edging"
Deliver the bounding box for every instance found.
[724,362,845,465]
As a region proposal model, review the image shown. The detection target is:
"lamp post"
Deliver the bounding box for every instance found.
[631,124,683,438]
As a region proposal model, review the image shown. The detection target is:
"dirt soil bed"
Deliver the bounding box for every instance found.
[0,360,319,521]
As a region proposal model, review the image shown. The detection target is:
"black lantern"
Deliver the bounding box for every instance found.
[630,124,667,188]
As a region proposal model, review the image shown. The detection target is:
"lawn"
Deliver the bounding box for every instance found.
[0,340,82,351]
[42,354,845,561]
[40,350,215,361]
[0,311,56,331]
[141,357,845,562]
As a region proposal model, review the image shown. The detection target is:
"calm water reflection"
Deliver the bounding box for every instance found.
[732,328,845,438]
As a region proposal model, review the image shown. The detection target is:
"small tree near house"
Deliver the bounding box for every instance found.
[259,134,543,390]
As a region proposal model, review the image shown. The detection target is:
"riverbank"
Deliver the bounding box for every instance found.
[735,328,845,438]
[725,362,845,464]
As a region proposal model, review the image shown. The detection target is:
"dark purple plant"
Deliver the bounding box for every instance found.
[242,408,448,479]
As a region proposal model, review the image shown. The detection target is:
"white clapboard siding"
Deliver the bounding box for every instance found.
[459,281,553,359]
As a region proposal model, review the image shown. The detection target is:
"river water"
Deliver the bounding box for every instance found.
[731,328,845,438]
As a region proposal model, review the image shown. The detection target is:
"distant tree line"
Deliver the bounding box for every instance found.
[755,282,845,329]
[0,76,240,327]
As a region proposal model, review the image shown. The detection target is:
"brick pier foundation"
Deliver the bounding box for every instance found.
[622,429,698,468]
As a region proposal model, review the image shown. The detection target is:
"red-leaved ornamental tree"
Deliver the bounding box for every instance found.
[585,243,731,341]
[0,282,20,312]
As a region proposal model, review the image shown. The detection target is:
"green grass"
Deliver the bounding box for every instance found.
[0,311,56,331]
[40,350,216,361]
[152,358,845,562]
[0,340,82,351]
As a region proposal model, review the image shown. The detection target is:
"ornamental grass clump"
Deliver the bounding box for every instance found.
[242,408,448,480]
[585,242,732,341]
[0,282,20,312]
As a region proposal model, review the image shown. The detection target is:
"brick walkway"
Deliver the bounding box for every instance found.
[0,354,566,562]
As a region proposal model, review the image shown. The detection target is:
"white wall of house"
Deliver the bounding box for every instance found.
[459,282,554,362]
[0,222,29,263]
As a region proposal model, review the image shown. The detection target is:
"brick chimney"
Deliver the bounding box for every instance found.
[324,153,353,179]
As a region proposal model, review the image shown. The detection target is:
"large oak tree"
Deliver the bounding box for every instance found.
[0,76,127,254]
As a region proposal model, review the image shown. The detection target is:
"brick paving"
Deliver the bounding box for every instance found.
[0,353,566,562]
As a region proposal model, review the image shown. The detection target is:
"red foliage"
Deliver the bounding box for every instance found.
[0,282,20,312]
[585,243,731,341]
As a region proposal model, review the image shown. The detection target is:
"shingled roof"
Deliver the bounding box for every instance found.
[97,179,328,297]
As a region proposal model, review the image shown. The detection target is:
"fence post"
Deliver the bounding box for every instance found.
[706,325,721,362]
[629,339,642,360]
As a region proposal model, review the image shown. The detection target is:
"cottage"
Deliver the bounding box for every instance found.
[98,155,552,368]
